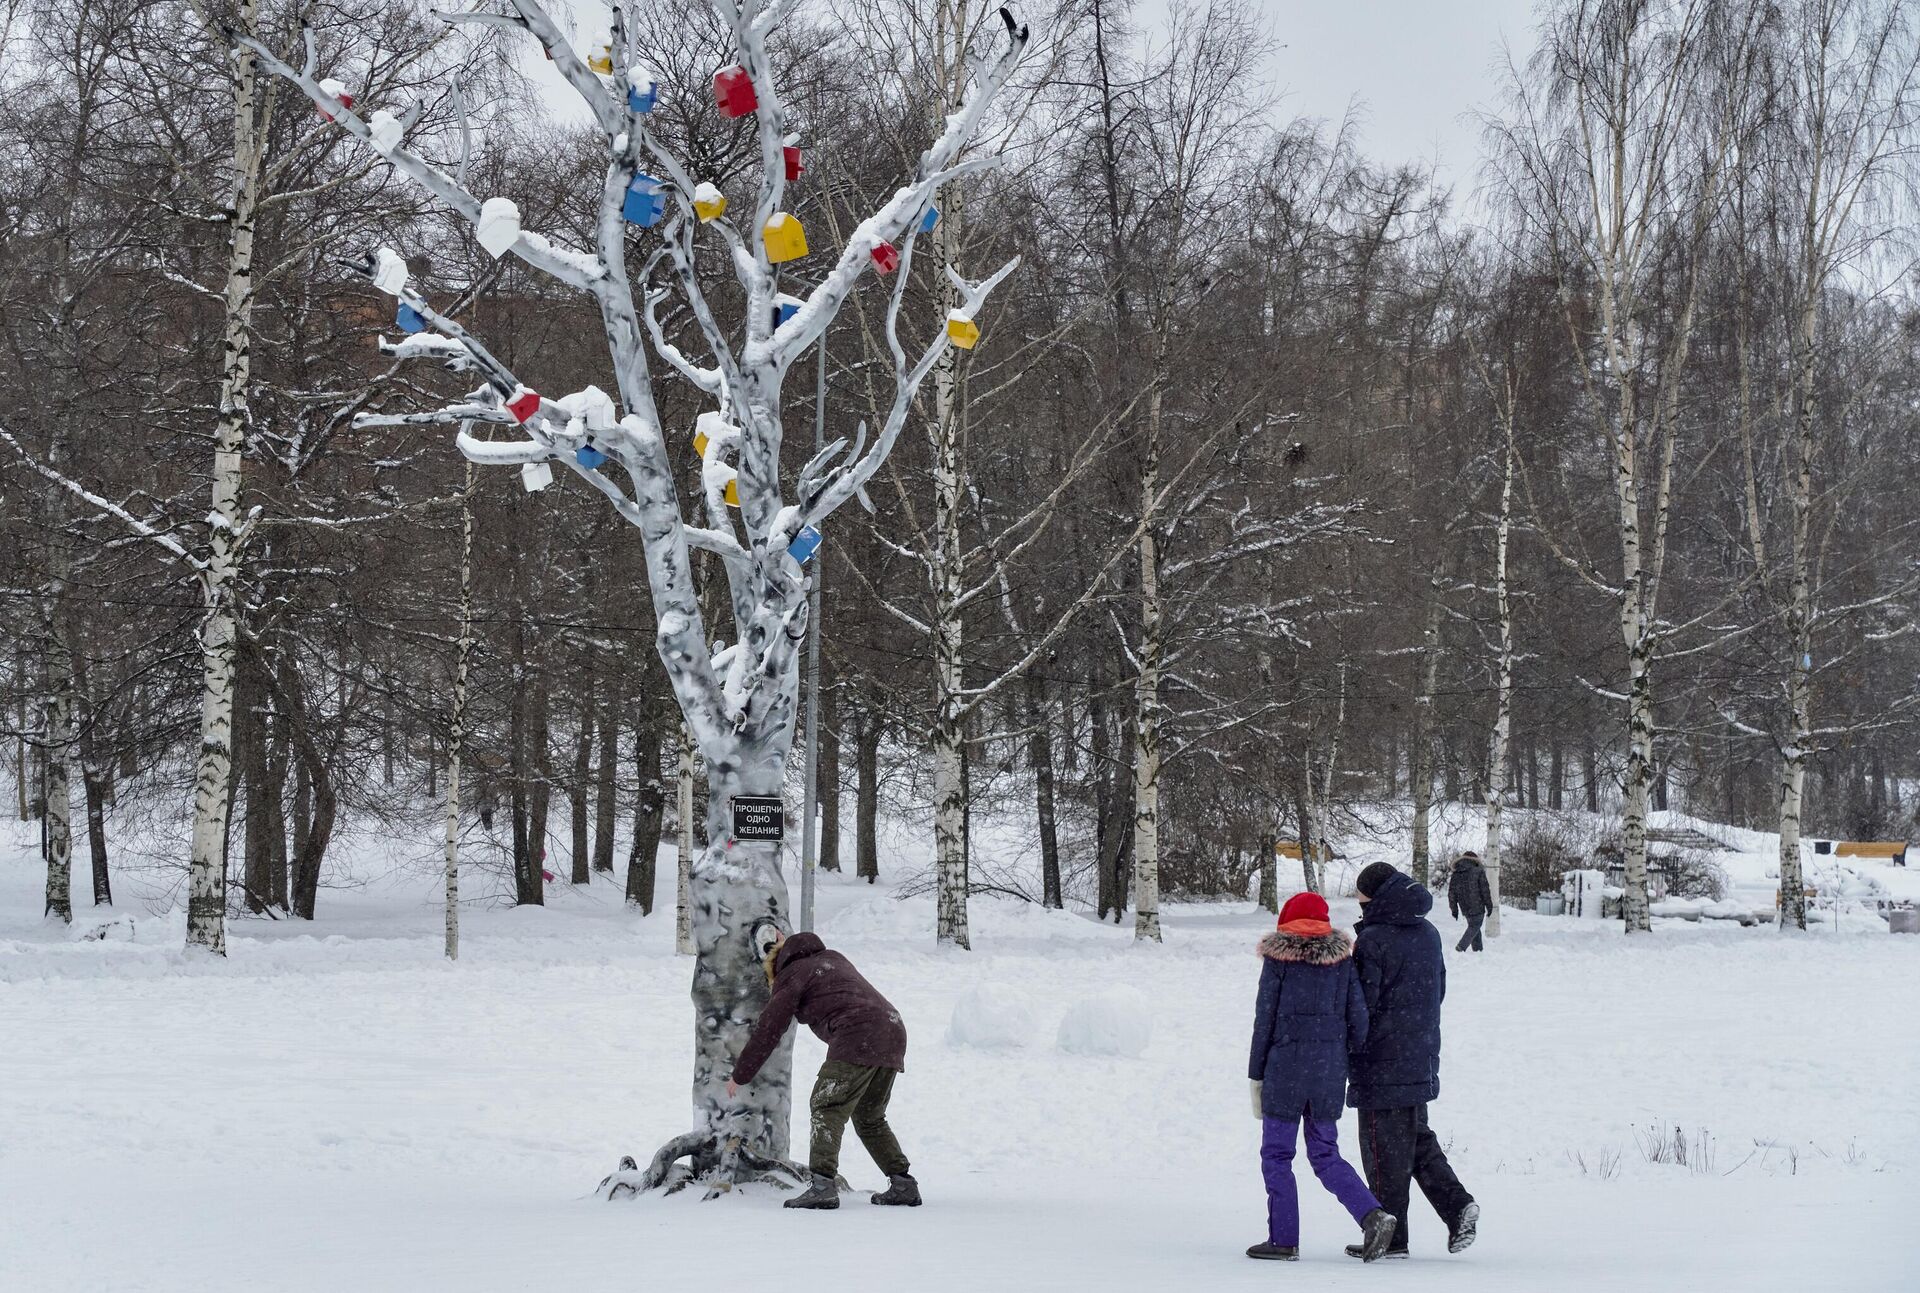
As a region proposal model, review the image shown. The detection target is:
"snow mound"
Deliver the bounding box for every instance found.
[1056,986,1152,1058]
[946,983,1037,1050]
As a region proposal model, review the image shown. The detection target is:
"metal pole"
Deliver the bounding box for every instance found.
[799,334,826,931]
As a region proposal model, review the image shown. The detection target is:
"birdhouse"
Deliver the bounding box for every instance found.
[577,443,608,469]
[588,36,614,75]
[870,242,900,274]
[623,174,666,227]
[724,477,740,507]
[316,78,354,122]
[627,65,658,113]
[946,310,980,349]
[763,213,808,263]
[693,182,728,222]
[788,526,822,564]
[693,430,709,456]
[694,410,732,459]
[784,146,804,181]
[395,302,427,334]
[371,248,409,295]
[476,197,521,259]
[773,293,803,328]
[505,387,541,424]
[714,64,757,118]
[920,206,940,234]
[521,460,554,492]
[367,109,403,154]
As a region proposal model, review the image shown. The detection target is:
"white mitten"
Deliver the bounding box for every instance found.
[1249,1080,1265,1120]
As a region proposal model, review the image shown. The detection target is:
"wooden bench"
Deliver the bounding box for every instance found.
[1831,841,1908,865]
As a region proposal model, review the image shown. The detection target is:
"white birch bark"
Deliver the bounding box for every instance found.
[675,726,695,957]
[185,0,269,956]
[41,678,75,924]
[1483,440,1516,936]
[444,463,476,962]
[1131,359,1164,943]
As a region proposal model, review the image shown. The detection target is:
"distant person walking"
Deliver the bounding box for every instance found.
[1447,851,1494,952]
[727,931,918,1211]
[1345,862,1480,1261]
[1245,892,1398,1263]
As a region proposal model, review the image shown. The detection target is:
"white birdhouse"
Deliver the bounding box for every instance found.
[521,460,554,492]
[367,109,404,154]
[371,248,409,296]
[476,198,521,259]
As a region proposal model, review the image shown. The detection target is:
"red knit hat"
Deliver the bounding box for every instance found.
[1278,892,1330,927]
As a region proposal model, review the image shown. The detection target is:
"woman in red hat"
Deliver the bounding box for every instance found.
[1245,891,1397,1262]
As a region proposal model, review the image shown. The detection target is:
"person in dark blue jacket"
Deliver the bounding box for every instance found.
[1245,891,1398,1262]
[1345,862,1479,1260]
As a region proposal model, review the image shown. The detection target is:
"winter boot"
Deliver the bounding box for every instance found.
[1245,1244,1298,1261]
[783,1173,839,1210]
[1358,1208,1399,1262]
[870,1173,922,1207]
[1448,1201,1480,1253]
[1345,1244,1408,1261]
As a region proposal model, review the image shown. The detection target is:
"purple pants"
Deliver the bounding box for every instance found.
[1261,1115,1381,1247]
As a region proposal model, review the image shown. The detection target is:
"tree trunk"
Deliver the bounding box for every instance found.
[571,695,593,884]
[1258,833,1278,914]
[527,675,550,902]
[594,672,620,875]
[818,671,841,872]
[1410,594,1441,887]
[1028,672,1061,909]
[240,663,270,915]
[1130,339,1166,943]
[675,725,696,953]
[1483,442,1515,936]
[444,464,475,960]
[856,709,880,884]
[41,683,75,924]
[625,654,666,911]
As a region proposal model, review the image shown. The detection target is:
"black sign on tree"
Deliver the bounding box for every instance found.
[731,796,785,842]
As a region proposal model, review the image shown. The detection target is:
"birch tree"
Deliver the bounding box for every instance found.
[247,0,1031,1190]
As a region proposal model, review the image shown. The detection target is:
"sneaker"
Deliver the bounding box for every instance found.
[782,1173,839,1210]
[1448,1201,1480,1253]
[1245,1244,1298,1261]
[870,1173,922,1207]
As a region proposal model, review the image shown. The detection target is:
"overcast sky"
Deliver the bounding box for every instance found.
[1174,0,1543,193]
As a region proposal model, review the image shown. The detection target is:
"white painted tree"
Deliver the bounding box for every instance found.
[244,0,1030,1192]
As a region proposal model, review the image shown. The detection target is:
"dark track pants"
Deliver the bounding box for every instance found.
[1456,915,1485,952]
[1357,1104,1474,1253]
[808,1060,910,1179]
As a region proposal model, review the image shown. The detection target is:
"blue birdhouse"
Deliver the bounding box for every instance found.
[395,302,427,334]
[920,206,940,234]
[622,174,665,227]
[577,443,609,470]
[788,525,822,564]
[628,83,657,113]
[773,293,803,329]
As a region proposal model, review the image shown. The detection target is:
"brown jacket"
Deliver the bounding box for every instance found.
[731,933,907,1084]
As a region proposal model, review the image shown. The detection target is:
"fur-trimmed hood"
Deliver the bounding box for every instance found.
[1257,927,1354,965]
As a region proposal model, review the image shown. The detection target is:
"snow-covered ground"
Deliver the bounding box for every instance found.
[4,811,1918,1291]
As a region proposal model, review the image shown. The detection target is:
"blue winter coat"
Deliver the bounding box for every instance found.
[1247,926,1369,1121]
[1347,870,1446,1110]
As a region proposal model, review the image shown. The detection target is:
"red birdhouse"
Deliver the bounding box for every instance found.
[714,65,757,118]
[505,387,542,424]
[784,146,803,181]
[870,242,900,274]
[317,78,354,122]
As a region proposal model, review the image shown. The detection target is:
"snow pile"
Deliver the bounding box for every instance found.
[946,983,1037,1050]
[1056,986,1152,1058]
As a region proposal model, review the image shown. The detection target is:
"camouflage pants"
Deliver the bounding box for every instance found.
[808,1060,910,1179]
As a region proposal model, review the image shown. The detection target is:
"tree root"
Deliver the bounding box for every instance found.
[596,1132,812,1202]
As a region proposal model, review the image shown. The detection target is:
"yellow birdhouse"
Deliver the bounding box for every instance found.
[763,213,808,264]
[587,37,614,75]
[724,477,740,507]
[694,430,710,456]
[946,311,981,350]
[693,182,728,223]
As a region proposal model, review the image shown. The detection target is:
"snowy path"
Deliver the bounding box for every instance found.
[4,862,1917,1291]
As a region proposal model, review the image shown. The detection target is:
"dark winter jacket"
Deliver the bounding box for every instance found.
[1247,926,1369,1121]
[1448,857,1494,920]
[1347,871,1446,1110]
[731,933,907,1085]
